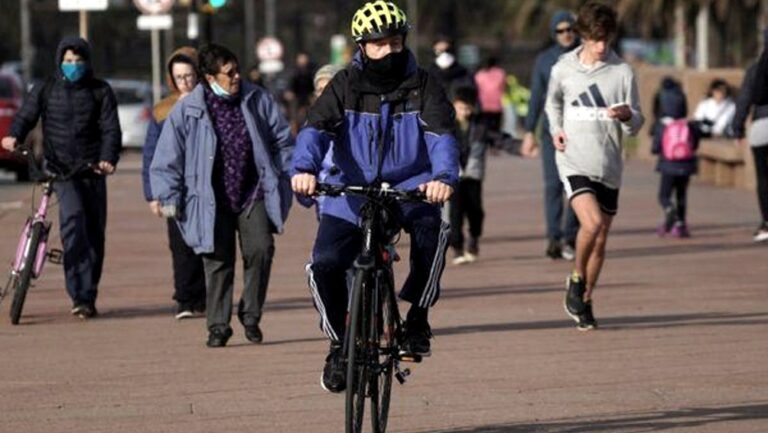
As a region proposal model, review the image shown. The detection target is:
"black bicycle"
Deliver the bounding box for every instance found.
[316,182,428,433]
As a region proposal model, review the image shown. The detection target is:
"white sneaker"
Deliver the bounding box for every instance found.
[452,255,470,265]
[463,252,477,263]
[561,243,575,261]
[754,229,768,243]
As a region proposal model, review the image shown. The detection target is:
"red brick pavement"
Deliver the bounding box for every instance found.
[0,152,766,433]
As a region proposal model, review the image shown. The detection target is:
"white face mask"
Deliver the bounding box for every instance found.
[435,52,455,70]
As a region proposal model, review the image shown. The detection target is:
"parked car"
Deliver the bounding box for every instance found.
[107,79,153,149]
[0,72,28,180]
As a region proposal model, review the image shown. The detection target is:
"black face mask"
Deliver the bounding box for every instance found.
[363,50,410,92]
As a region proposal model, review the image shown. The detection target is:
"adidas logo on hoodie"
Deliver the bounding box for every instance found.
[565,84,613,121]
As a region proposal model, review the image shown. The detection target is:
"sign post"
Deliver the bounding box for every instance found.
[134,0,175,104]
[58,0,108,40]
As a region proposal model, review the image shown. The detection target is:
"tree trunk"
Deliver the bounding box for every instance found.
[675,1,686,68]
[696,1,709,70]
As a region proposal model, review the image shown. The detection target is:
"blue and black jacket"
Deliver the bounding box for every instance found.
[292,50,459,225]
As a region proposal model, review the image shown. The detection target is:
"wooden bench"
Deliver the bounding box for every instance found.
[697,139,746,187]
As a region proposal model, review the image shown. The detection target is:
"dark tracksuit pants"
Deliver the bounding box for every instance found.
[166,220,206,307]
[308,205,450,342]
[449,178,484,251]
[202,200,275,332]
[55,177,107,306]
[752,145,768,222]
[540,125,579,243]
[658,174,691,222]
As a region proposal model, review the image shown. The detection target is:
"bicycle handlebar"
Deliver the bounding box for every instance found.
[12,145,95,183]
[314,183,428,203]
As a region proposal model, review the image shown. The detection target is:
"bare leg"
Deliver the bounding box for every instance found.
[569,194,606,279]
[585,215,613,301]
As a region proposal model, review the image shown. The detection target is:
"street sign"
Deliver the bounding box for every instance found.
[59,0,108,11]
[133,0,174,15]
[137,14,173,30]
[256,37,284,62]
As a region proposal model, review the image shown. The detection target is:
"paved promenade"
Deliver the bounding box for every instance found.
[0,152,766,433]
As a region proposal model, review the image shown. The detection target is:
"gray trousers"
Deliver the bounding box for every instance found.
[203,200,275,332]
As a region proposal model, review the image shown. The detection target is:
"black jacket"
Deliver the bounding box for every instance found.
[732,50,768,139]
[10,37,122,174]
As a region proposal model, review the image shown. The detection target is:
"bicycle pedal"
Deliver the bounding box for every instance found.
[395,367,411,384]
[47,249,63,265]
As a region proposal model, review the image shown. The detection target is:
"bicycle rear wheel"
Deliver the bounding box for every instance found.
[10,221,44,325]
[346,268,370,433]
[370,270,397,433]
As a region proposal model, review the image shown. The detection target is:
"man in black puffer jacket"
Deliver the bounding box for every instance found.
[1,36,122,319]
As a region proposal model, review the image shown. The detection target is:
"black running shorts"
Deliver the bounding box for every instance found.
[564,175,620,216]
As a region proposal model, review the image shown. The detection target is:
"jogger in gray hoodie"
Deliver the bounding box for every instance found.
[544,2,644,330]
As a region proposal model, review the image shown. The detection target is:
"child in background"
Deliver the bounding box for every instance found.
[651,77,699,238]
[449,86,490,264]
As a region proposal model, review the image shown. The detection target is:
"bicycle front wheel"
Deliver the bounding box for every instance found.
[370,270,397,433]
[10,221,44,325]
[346,268,370,433]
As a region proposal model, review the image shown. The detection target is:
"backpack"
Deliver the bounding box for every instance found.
[661,119,695,161]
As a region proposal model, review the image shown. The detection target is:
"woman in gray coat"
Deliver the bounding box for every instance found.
[150,44,294,347]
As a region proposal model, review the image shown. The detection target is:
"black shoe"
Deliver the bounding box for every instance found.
[244,324,263,344]
[546,240,562,260]
[576,301,598,331]
[72,303,98,320]
[175,303,195,320]
[206,327,233,348]
[321,342,346,393]
[564,274,587,318]
[192,300,206,315]
[400,318,432,358]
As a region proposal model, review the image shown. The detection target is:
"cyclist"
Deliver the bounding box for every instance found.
[1,36,122,319]
[291,0,459,393]
[545,2,644,330]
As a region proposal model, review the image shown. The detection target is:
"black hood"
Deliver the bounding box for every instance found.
[55,36,93,80]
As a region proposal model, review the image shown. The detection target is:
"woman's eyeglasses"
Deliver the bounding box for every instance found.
[556,27,574,34]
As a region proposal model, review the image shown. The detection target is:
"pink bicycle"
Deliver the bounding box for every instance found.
[0,149,89,325]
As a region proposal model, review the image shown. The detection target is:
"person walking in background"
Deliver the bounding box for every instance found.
[733,41,768,242]
[545,2,644,331]
[449,86,487,265]
[142,47,206,320]
[651,77,699,238]
[311,63,345,218]
[428,36,472,94]
[694,79,736,138]
[150,44,294,348]
[1,36,122,320]
[521,10,580,261]
[474,56,506,133]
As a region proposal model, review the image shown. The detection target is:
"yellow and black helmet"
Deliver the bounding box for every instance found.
[351,1,409,43]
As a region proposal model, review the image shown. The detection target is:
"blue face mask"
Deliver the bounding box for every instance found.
[209,80,232,99]
[61,63,86,82]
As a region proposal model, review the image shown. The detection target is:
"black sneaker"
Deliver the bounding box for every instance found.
[321,342,346,393]
[175,303,195,320]
[467,237,479,256]
[753,222,768,243]
[72,303,98,320]
[576,301,598,331]
[206,327,233,348]
[399,318,432,358]
[244,324,263,344]
[564,274,587,319]
[546,239,562,260]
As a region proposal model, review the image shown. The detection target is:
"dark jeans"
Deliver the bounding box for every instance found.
[752,145,768,222]
[658,174,690,222]
[55,177,107,306]
[449,178,484,250]
[308,206,450,341]
[166,220,205,306]
[540,128,579,243]
[202,201,275,332]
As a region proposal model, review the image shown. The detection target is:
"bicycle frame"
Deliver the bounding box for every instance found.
[12,182,54,279]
